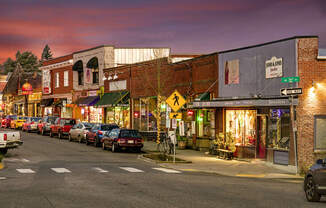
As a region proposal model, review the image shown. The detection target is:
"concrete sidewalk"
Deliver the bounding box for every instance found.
[142,141,303,180]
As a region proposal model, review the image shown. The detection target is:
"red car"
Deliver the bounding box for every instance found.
[1,115,17,128]
[22,117,42,132]
[50,118,76,139]
[102,129,143,152]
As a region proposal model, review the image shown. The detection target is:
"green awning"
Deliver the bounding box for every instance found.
[95,91,129,107]
[195,92,210,101]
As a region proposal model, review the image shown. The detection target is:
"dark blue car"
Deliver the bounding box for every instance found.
[304,158,326,202]
[85,123,119,147]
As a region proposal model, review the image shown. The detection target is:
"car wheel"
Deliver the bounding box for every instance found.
[86,136,89,145]
[94,138,98,147]
[68,134,72,142]
[305,176,321,202]
[0,148,8,155]
[58,131,62,139]
[50,130,53,137]
[112,143,117,153]
[78,136,83,143]
[102,142,106,150]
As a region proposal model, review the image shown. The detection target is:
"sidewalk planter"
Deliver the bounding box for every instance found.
[196,138,210,152]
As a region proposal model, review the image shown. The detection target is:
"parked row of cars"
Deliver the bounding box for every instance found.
[1,115,144,152]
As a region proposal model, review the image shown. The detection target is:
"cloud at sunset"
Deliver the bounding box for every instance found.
[0,0,325,63]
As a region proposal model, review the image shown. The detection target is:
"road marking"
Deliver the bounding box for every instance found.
[51,168,71,173]
[93,167,109,173]
[120,167,144,173]
[4,158,30,163]
[153,168,181,173]
[236,174,265,178]
[0,177,6,180]
[16,169,35,173]
[21,159,30,162]
[180,169,199,172]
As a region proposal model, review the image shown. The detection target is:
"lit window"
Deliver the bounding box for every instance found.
[55,73,59,88]
[64,71,69,87]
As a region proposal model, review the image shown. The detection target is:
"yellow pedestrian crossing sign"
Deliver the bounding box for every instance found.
[166,90,186,112]
[169,112,182,119]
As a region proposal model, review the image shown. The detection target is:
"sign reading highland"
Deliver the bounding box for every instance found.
[266,56,283,78]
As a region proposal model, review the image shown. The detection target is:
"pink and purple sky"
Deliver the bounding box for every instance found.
[0,0,325,63]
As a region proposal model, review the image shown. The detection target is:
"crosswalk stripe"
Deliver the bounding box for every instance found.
[0,177,6,180]
[120,167,144,173]
[93,167,109,173]
[16,169,35,173]
[51,168,71,173]
[153,168,181,173]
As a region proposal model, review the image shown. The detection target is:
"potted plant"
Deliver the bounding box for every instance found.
[177,135,187,149]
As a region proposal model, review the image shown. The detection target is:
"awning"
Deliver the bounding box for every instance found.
[40,98,54,107]
[78,96,100,107]
[194,92,210,101]
[95,91,129,108]
[53,99,63,107]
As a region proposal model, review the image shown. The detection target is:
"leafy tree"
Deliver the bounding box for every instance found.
[15,51,40,73]
[41,44,53,61]
[1,57,16,74]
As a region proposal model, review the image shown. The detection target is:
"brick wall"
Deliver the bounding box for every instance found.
[51,66,73,95]
[297,37,326,171]
[42,54,73,66]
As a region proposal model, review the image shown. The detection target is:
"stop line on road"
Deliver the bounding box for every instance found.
[11,167,182,174]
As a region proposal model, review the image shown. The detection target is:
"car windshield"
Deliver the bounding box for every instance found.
[83,123,94,129]
[120,130,141,138]
[64,119,76,125]
[31,117,42,122]
[101,125,118,131]
[48,117,57,123]
[9,115,17,119]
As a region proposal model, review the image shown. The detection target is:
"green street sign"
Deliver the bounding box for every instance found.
[281,77,300,83]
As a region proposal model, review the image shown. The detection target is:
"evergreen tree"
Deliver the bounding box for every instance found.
[0,51,40,75]
[41,44,53,61]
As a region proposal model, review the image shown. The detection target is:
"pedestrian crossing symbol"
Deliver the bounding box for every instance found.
[166,90,186,112]
[169,112,182,119]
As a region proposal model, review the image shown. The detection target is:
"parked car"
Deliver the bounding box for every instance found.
[38,116,58,135]
[22,117,42,132]
[102,129,143,152]
[50,118,76,139]
[86,123,119,147]
[2,115,17,128]
[0,130,23,155]
[304,158,326,202]
[10,116,28,129]
[68,122,94,143]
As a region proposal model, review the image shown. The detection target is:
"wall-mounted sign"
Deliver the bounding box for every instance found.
[22,82,33,95]
[109,80,127,91]
[224,59,239,84]
[266,57,283,79]
[43,70,51,94]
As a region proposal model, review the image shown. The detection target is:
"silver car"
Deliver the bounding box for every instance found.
[68,122,94,143]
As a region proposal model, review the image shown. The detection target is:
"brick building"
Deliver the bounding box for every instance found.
[40,54,74,118]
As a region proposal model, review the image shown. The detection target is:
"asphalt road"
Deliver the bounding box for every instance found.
[0,129,325,208]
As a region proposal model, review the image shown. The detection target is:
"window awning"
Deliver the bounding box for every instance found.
[95,91,129,108]
[40,98,54,107]
[77,96,100,106]
[195,92,210,101]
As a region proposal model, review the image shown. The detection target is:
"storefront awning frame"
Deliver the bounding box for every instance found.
[95,91,129,108]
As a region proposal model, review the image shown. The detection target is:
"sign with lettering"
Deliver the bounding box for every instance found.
[281,77,300,83]
[43,70,51,94]
[280,88,302,96]
[266,57,283,79]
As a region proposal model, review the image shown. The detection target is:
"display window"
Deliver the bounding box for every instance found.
[106,107,129,128]
[44,107,53,116]
[267,108,290,150]
[225,110,256,147]
[196,109,215,138]
[90,106,102,123]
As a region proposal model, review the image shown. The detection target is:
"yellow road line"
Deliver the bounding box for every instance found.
[236,174,265,178]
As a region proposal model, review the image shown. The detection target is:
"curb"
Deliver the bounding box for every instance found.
[0,161,4,170]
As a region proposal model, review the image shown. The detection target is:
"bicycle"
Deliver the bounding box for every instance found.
[157,132,175,155]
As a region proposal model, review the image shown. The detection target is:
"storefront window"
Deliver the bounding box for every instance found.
[225,110,256,146]
[132,97,166,132]
[196,109,215,138]
[90,106,102,123]
[106,106,129,128]
[267,109,290,150]
[315,115,326,150]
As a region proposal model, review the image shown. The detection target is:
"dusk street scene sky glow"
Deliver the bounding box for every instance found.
[0,0,325,62]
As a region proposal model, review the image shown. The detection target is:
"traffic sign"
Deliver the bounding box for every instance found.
[281,77,300,83]
[166,90,186,112]
[280,88,302,96]
[169,112,182,119]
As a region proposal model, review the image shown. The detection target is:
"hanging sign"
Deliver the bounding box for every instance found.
[166,90,186,112]
[22,82,33,95]
[171,119,177,129]
[179,121,185,136]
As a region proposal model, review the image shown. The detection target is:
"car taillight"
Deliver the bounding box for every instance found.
[98,131,103,135]
[4,134,7,141]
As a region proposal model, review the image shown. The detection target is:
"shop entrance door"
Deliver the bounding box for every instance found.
[257,115,267,159]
